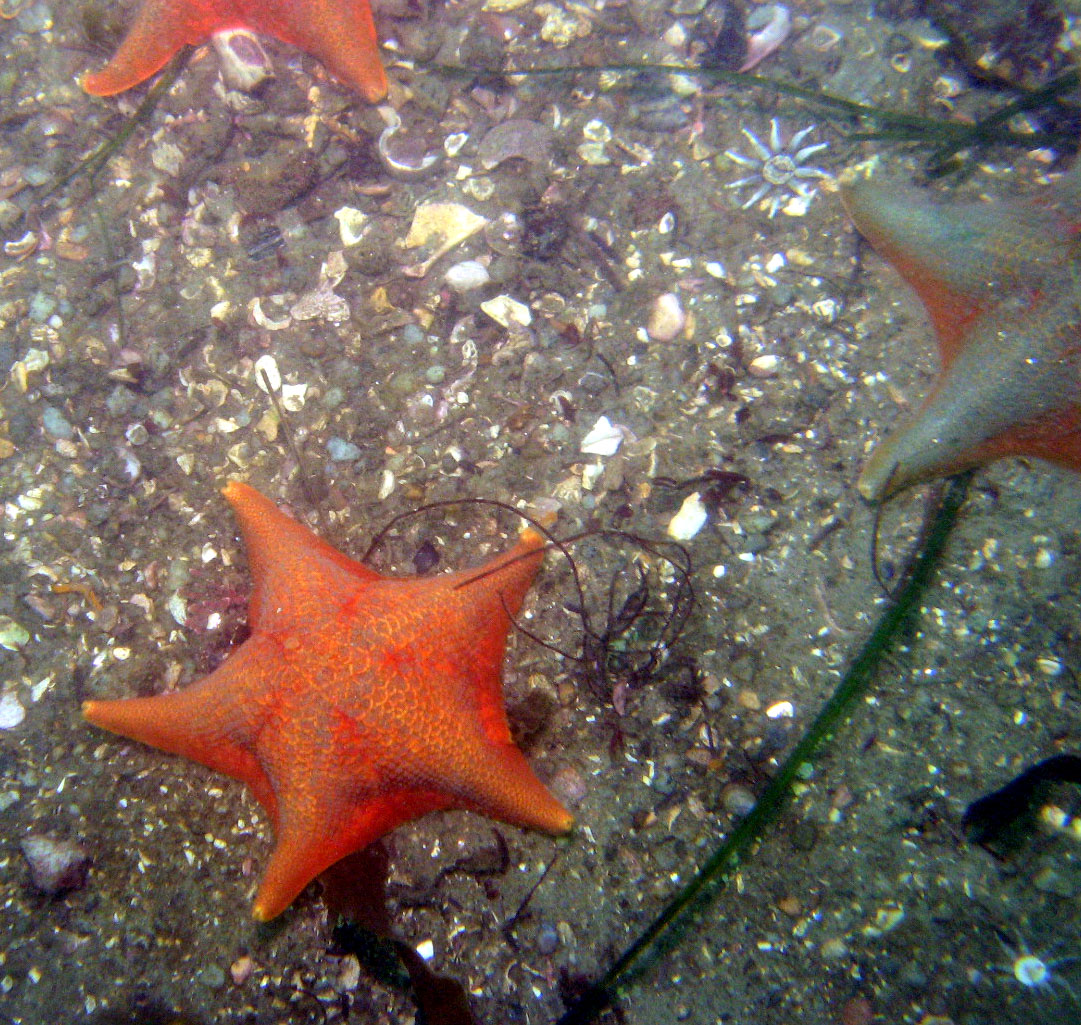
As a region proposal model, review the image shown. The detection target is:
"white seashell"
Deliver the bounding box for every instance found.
[280,383,308,412]
[667,492,708,540]
[748,354,780,378]
[647,292,686,342]
[444,133,469,157]
[445,260,491,292]
[765,700,795,719]
[211,28,273,92]
[579,415,623,457]
[253,354,281,393]
[403,202,488,277]
[150,142,184,177]
[481,294,532,328]
[334,206,370,247]
[0,691,25,730]
[249,297,291,331]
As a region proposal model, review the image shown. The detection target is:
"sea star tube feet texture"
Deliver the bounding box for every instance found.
[841,164,1081,501]
[82,0,388,102]
[83,481,572,921]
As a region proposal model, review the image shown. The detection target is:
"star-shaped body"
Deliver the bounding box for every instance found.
[841,166,1081,500]
[83,482,572,921]
[82,0,388,102]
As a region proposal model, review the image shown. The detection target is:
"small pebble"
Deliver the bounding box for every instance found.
[196,964,227,990]
[537,922,560,955]
[445,259,491,292]
[400,323,425,346]
[721,783,756,817]
[230,955,254,985]
[326,437,362,462]
[647,292,686,342]
[412,540,440,574]
[667,491,708,540]
[819,936,848,961]
[125,423,149,446]
[0,692,25,730]
[20,834,91,895]
[42,406,73,440]
[0,617,29,650]
[337,954,361,991]
[840,995,873,1025]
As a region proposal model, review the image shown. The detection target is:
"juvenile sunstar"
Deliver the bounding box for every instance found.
[82,0,388,102]
[841,164,1081,500]
[83,481,572,921]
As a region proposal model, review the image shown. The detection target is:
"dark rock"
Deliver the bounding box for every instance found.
[21,834,91,895]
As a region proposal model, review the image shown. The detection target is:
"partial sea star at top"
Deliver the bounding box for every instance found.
[83,481,572,921]
[840,163,1081,501]
[82,0,388,102]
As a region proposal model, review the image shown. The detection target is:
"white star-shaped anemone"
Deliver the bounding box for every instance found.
[725,118,830,217]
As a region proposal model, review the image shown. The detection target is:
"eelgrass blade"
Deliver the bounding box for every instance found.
[556,472,973,1025]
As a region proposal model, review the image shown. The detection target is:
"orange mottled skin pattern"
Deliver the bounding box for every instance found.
[82,0,387,102]
[83,481,572,921]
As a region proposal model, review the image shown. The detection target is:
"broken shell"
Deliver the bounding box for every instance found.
[476,119,557,170]
[334,206,370,247]
[403,201,488,277]
[280,383,308,412]
[376,105,441,180]
[667,492,708,540]
[4,230,38,258]
[249,297,292,331]
[404,202,487,250]
[444,132,469,157]
[580,415,623,457]
[211,28,273,92]
[480,294,532,328]
[748,353,780,378]
[290,251,350,323]
[647,292,686,342]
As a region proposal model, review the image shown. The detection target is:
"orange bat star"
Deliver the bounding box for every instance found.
[83,0,388,102]
[83,481,572,921]
[841,165,1081,500]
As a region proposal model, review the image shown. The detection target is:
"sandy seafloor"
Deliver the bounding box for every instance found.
[2,1,1081,1023]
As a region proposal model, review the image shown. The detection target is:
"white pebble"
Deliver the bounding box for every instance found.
[667,492,708,540]
[0,692,24,730]
[445,260,491,292]
[748,354,780,378]
[481,294,532,328]
[647,292,686,342]
[765,700,794,719]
